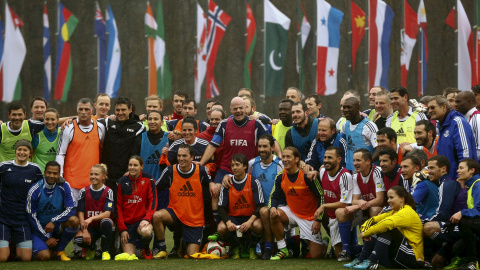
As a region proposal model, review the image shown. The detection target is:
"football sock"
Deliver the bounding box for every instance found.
[277,239,286,249]
[140,233,153,250]
[100,219,114,252]
[338,220,351,254]
[158,239,166,252]
[213,210,221,225]
[58,226,79,252]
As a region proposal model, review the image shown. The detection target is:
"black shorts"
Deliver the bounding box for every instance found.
[125,221,142,244]
[165,208,203,245]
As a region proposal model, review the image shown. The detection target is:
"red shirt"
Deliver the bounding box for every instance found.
[116,172,157,232]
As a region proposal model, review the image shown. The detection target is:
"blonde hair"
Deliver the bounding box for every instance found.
[92,163,108,179]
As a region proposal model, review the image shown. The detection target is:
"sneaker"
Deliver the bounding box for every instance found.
[85,249,96,260]
[261,248,272,260]
[208,232,219,241]
[129,254,139,260]
[142,248,153,260]
[71,250,83,259]
[231,247,241,260]
[241,245,249,258]
[344,258,361,268]
[270,248,289,261]
[354,259,371,269]
[56,251,71,261]
[153,251,168,259]
[326,247,335,259]
[255,243,262,257]
[457,261,478,270]
[367,263,379,270]
[168,247,179,258]
[101,251,111,261]
[151,248,159,256]
[114,253,132,261]
[95,249,102,259]
[444,257,468,269]
[135,249,143,259]
[337,250,351,262]
[249,248,257,260]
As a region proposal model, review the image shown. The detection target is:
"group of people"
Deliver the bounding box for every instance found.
[0,85,479,269]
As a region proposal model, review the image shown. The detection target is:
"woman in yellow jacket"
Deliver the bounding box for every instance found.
[355,186,427,269]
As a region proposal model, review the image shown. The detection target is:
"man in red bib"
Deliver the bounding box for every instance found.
[152,144,213,258]
[269,147,327,260]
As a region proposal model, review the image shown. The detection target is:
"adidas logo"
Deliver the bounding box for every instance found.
[257,173,267,182]
[287,187,299,196]
[85,136,90,140]
[46,147,56,156]
[233,195,251,210]
[41,201,58,215]
[178,181,196,197]
[396,127,406,137]
[42,201,55,211]
[346,137,356,151]
[146,150,161,165]
[7,168,12,172]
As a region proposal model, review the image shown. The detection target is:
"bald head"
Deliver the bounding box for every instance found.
[455,90,476,115]
[230,97,246,121]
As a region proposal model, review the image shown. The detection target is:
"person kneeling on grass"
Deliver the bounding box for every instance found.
[152,144,214,258]
[26,161,79,261]
[217,153,264,259]
[74,164,114,260]
[115,156,157,260]
[269,147,328,260]
[355,186,429,269]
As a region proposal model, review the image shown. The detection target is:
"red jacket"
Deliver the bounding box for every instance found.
[116,172,157,232]
[197,126,224,176]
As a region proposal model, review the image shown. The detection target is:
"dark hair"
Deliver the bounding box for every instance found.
[210,108,226,119]
[129,155,144,166]
[292,101,308,112]
[283,146,301,164]
[415,120,436,138]
[30,97,47,109]
[115,97,132,108]
[178,144,195,157]
[212,101,225,110]
[390,86,409,99]
[325,146,342,158]
[389,186,416,210]
[238,88,254,98]
[428,95,449,110]
[319,117,336,131]
[44,108,59,119]
[405,149,428,167]
[379,148,398,163]
[206,98,218,105]
[279,99,294,106]
[182,116,198,131]
[173,91,188,99]
[258,134,275,147]
[442,87,460,98]
[459,158,480,176]
[78,98,94,109]
[231,153,248,167]
[472,84,480,94]
[377,127,397,143]
[182,98,197,110]
[148,110,164,119]
[45,161,61,171]
[8,101,26,114]
[428,155,450,174]
[401,156,421,168]
[305,94,321,105]
[354,148,372,161]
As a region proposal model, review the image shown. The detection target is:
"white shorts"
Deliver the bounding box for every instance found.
[328,218,341,246]
[71,188,81,205]
[278,206,323,245]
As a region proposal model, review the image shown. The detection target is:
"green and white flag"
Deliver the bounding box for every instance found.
[265,0,291,97]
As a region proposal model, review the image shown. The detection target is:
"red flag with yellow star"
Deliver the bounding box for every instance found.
[350,1,364,72]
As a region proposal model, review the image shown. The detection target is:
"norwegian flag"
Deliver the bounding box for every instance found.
[205,0,231,99]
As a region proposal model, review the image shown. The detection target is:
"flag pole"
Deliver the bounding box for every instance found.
[2,0,6,121]
[94,1,99,94]
[417,21,422,96]
[455,0,458,89]
[55,0,60,109]
[262,0,266,103]
[475,0,478,82]
[401,0,404,88]
[347,0,353,90]
[145,1,150,97]
[365,0,369,96]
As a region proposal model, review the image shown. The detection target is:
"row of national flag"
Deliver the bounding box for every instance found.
[4,1,480,103]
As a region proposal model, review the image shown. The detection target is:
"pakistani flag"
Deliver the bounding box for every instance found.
[265,0,291,97]
[156,0,172,99]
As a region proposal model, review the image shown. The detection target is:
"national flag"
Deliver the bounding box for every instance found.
[43,4,52,102]
[105,4,121,98]
[94,1,106,94]
[155,0,172,99]
[350,1,365,73]
[195,3,207,103]
[1,4,26,102]
[265,0,290,97]
[54,3,79,102]
[316,0,344,96]
[296,0,310,93]
[368,0,394,89]
[145,2,157,96]
[400,0,418,87]
[417,0,428,96]
[446,0,477,90]
[206,0,231,99]
[244,2,257,89]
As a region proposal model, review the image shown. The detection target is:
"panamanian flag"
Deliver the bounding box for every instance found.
[316,0,343,96]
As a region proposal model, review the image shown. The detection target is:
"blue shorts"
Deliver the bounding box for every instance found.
[157,189,169,210]
[165,208,203,245]
[125,221,142,245]
[214,168,231,184]
[32,225,63,255]
[228,216,251,226]
[0,222,32,247]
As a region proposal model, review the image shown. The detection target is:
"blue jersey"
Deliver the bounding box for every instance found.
[290,118,319,160]
[26,179,76,241]
[168,137,209,164]
[140,131,168,179]
[412,180,439,220]
[344,118,375,171]
[0,161,43,226]
[305,132,347,170]
[251,156,282,204]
